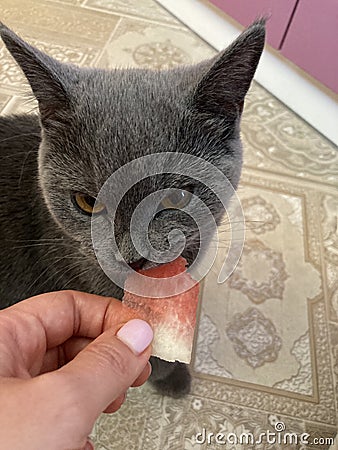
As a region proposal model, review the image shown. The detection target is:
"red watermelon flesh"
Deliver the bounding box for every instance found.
[122,257,199,363]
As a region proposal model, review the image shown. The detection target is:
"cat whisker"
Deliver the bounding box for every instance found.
[31,260,81,293]
[18,149,37,187]
[0,133,40,144]
[5,238,65,242]
[25,264,54,294]
[52,260,91,288]
[25,250,89,292]
[10,242,69,249]
[65,267,92,289]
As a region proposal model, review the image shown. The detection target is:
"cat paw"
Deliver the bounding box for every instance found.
[150,361,191,398]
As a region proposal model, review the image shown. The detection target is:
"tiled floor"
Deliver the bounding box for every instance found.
[0,0,337,449]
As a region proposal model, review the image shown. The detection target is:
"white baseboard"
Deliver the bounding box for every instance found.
[157,0,338,146]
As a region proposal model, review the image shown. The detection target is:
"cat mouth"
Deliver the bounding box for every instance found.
[128,257,185,271]
[128,257,160,271]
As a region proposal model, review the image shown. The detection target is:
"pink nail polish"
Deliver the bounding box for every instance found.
[117,319,153,355]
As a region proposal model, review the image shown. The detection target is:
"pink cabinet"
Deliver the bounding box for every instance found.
[209,0,298,49]
[209,0,338,93]
[281,0,338,93]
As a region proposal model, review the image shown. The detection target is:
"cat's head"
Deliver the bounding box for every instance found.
[0,21,265,283]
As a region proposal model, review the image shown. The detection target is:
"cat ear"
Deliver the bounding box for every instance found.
[0,23,74,125]
[192,19,266,118]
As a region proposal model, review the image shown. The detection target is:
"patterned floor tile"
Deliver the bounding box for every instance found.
[46,0,85,5]
[329,323,338,416]
[1,0,118,44]
[84,0,181,26]
[90,384,164,450]
[0,0,116,97]
[96,17,215,70]
[194,180,323,393]
[241,109,338,187]
[244,83,287,125]
[91,382,337,449]
[320,194,338,324]
[0,36,98,96]
[0,95,38,116]
[0,91,13,114]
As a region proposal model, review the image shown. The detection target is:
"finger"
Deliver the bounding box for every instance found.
[95,361,151,413]
[40,337,93,374]
[103,392,127,414]
[63,336,93,362]
[10,290,140,344]
[6,321,153,450]
[0,290,139,373]
[83,439,94,450]
[50,319,153,422]
[40,340,151,377]
[131,361,152,387]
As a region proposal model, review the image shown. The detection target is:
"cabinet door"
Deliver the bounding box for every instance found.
[208,0,298,49]
[281,0,338,93]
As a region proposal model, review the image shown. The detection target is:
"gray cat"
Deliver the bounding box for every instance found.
[0,20,265,397]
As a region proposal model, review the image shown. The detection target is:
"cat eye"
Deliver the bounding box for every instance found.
[160,189,193,210]
[72,193,106,216]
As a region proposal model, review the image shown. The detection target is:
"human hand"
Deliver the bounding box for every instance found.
[0,290,153,450]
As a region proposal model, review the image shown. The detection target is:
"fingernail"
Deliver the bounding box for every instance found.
[117,319,153,355]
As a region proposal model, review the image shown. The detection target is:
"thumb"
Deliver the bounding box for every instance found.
[55,319,153,420]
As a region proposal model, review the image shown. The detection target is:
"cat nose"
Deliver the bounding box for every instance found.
[128,257,147,270]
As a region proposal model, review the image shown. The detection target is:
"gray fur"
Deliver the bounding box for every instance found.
[0,20,265,396]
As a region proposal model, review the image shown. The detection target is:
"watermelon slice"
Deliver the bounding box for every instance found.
[122,257,199,363]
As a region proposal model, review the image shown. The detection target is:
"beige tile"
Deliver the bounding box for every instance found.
[97,17,215,70]
[0,45,27,94]
[243,82,287,125]
[91,381,338,449]
[321,194,338,268]
[0,91,13,114]
[0,95,38,116]
[90,383,164,450]
[327,273,338,323]
[267,111,337,179]
[242,82,338,187]
[195,182,322,394]
[0,0,119,94]
[305,422,337,450]
[84,0,181,26]
[241,116,338,187]
[46,0,85,5]
[321,194,338,322]
[329,323,338,419]
[1,0,118,44]
[0,36,98,94]
[91,381,311,449]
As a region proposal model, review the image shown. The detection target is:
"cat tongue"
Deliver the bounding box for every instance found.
[122,257,199,363]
